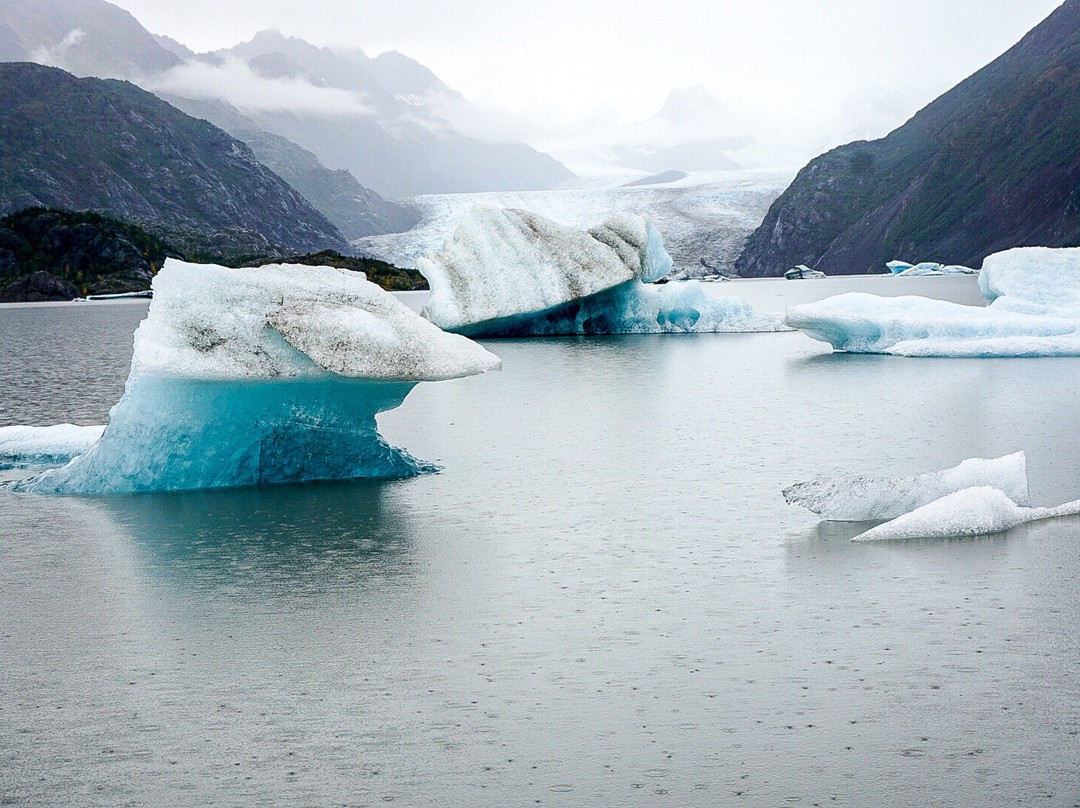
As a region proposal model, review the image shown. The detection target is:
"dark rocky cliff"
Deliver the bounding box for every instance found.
[0,63,349,260]
[0,207,171,301]
[736,0,1080,276]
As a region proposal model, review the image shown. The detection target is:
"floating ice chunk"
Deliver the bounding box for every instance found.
[886,260,913,274]
[896,263,944,276]
[942,264,978,275]
[785,265,826,280]
[787,247,1080,357]
[418,206,779,336]
[785,294,1080,357]
[783,452,1028,521]
[851,486,1080,541]
[0,424,105,470]
[418,207,669,333]
[14,260,499,494]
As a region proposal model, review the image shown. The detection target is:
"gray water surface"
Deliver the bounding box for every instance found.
[1,298,1078,807]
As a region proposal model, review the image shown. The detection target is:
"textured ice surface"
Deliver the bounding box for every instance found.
[137,260,500,381]
[0,424,104,469]
[979,246,1080,316]
[786,247,1080,356]
[783,452,1029,522]
[852,486,1080,541]
[418,206,781,336]
[14,260,499,494]
[419,207,671,332]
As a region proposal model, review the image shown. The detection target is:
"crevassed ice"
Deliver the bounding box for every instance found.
[13,260,500,494]
[783,452,1028,521]
[418,206,781,337]
[851,486,1080,541]
[786,246,1080,356]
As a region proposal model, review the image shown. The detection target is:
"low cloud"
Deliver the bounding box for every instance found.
[30,28,86,69]
[144,56,374,116]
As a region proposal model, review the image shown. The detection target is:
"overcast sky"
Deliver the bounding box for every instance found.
[110,0,1064,167]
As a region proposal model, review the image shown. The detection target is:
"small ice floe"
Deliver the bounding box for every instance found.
[785,265,826,280]
[851,486,1080,541]
[0,424,105,469]
[886,260,977,276]
[783,453,1029,522]
[79,290,153,300]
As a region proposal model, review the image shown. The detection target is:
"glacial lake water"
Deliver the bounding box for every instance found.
[1,279,1079,807]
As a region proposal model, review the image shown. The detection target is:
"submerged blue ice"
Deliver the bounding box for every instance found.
[20,378,428,494]
[12,260,499,494]
[457,279,785,337]
[787,247,1080,356]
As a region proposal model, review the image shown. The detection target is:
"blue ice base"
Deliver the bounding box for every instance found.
[15,375,433,494]
[455,280,777,338]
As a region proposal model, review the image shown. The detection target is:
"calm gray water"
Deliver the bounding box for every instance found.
[1,297,1079,807]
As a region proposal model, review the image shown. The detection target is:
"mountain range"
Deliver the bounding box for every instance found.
[0,62,347,259]
[0,0,573,200]
[736,0,1080,276]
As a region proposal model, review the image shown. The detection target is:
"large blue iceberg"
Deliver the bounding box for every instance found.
[786,247,1080,356]
[418,207,784,337]
[11,260,500,494]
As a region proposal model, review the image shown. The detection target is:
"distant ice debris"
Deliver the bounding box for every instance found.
[787,246,1080,356]
[0,424,104,470]
[851,486,1080,542]
[785,265,826,280]
[13,259,499,494]
[886,260,978,276]
[783,452,1029,522]
[418,206,783,337]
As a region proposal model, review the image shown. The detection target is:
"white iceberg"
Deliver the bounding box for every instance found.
[418,206,783,336]
[787,246,1080,356]
[783,452,1029,521]
[13,259,499,494]
[851,486,1080,541]
[785,265,826,280]
[0,424,105,470]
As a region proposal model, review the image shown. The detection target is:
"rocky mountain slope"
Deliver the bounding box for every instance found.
[0,0,179,78]
[161,95,418,240]
[736,0,1080,276]
[0,63,349,259]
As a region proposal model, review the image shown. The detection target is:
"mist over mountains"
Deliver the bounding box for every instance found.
[0,1,575,199]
